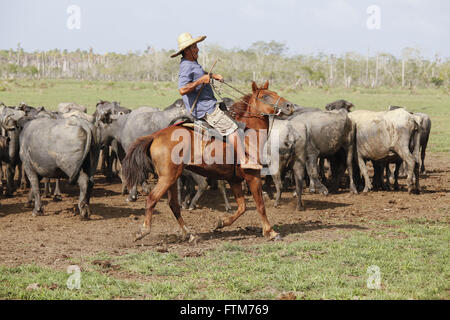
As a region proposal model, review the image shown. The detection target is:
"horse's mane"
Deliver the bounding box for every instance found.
[229,94,252,112]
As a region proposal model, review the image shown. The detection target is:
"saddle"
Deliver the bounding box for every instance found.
[181,119,224,141]
[173,117,245,142]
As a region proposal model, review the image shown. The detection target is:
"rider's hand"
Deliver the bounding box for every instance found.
[198,74,211,85]
[211,73,224,82]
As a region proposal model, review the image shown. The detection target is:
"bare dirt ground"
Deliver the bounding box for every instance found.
[0,154,448,270]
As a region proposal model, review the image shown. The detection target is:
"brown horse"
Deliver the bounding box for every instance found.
[122,81,294,242]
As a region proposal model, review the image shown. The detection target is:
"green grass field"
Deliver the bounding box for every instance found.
[0,220,448,300]
[1,79,449,153]
[0,79,449,300]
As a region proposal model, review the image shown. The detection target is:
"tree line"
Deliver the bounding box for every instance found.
[0,42,448,88]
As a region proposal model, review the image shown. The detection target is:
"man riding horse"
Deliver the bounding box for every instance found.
[122,33,293,242]
[171,32,262,170]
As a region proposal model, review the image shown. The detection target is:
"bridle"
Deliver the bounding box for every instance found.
[211,80,285,138]
[211,80,283,118]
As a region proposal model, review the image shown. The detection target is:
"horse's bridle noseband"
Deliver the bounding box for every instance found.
[269,96,282,116]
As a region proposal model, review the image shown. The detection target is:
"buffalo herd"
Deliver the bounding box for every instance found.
[0,95,431,222]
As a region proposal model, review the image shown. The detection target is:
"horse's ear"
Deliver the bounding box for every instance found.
[262,81,269,90]
[252,81,258,93]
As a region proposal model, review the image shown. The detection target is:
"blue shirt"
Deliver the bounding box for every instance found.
[178,58,217,119]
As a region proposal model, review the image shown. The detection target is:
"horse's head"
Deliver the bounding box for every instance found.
[250,81,294,117]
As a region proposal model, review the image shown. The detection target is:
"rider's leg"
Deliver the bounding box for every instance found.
[228,130,262,170]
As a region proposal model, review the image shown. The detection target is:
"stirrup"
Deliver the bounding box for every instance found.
[240,162,262,170]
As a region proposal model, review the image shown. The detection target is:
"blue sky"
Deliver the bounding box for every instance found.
[1,0,449,58]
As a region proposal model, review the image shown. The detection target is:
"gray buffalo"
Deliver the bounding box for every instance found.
[20,116,100,218]
[46,109,94,200]
[58,102,87,114]
[292,103,357,195]
[264,100,357,210]
[94,100,132,180]
[96,101,188,201]
[373,106,431,191]
[327,105,421,194]
[0,136,10,195]
[93,100,131,124]
[388,105,431,174]
[177,170,231,212]
[133,106,160,113]
[163,98,185,111]
[264,117,308,210]
[0,107,26,196]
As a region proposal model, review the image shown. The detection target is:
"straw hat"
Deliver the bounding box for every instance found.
[170,32,206,58]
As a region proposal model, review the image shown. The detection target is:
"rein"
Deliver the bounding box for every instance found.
[210,80,279,138]
[211,80,282,118]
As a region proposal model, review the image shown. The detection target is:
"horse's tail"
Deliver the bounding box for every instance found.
[122,134,155,190]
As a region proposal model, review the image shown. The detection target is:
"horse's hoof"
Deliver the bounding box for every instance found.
[79,207,91,220]
[188,234,198,244]
[272,234,283,241]
[188,206,195,211]
[268,231,282,241]
[214,220,224,230]
[53,195,62,202]
[126,195,137,203]
[32,209,44,217]
[134,227,151,242]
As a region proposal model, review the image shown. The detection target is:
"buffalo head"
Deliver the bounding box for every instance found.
[325,100,354,111]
